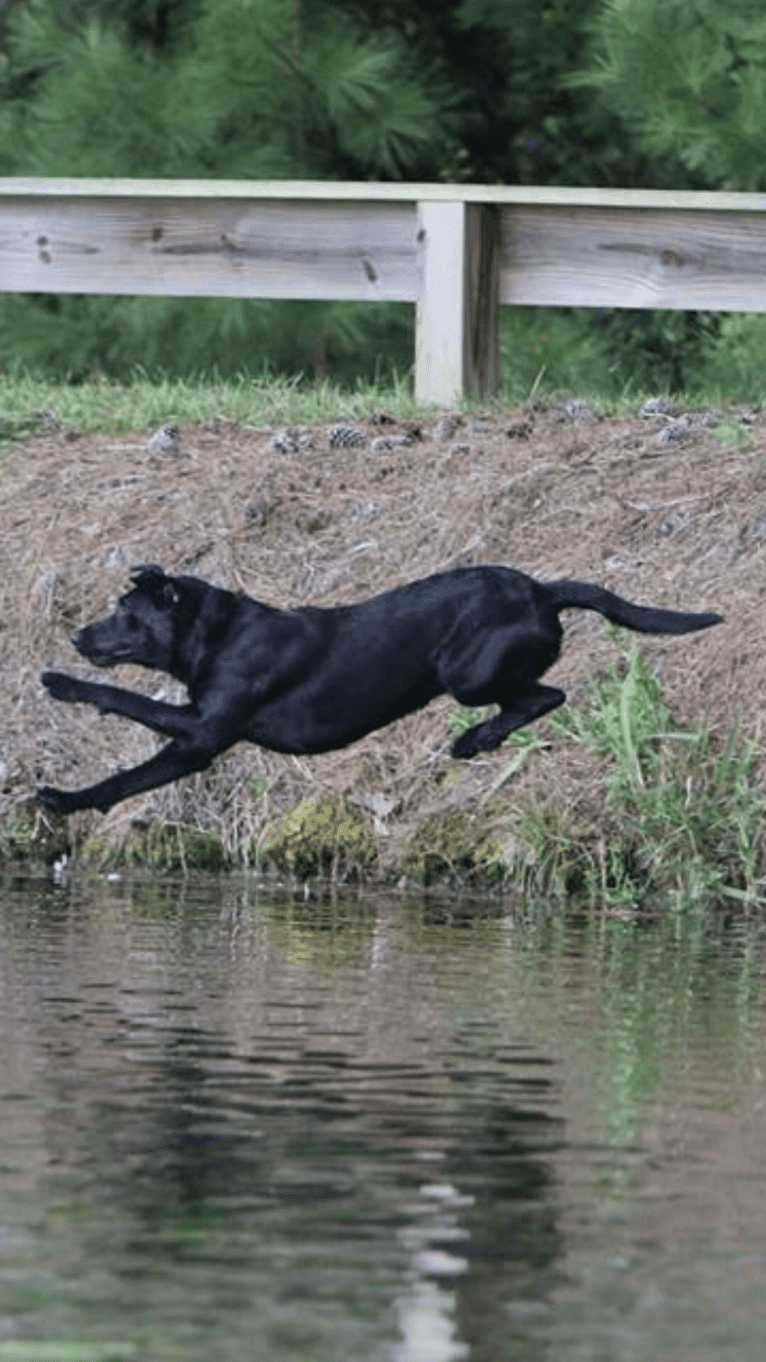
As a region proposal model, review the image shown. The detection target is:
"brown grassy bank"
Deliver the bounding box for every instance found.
[0,399,762,897]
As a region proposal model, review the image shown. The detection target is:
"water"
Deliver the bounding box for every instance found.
[0,875,765,1361]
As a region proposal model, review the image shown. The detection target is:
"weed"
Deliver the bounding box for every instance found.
[501,798,597,901]
[554,638,766,909]
[82,821,226,872]
[447,704,499,738]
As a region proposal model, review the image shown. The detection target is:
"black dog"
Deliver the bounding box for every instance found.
[37,563,721,815]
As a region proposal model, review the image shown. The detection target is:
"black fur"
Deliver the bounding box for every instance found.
[36,563,721,815]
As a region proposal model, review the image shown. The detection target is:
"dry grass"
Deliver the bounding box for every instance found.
[0,399,761,877]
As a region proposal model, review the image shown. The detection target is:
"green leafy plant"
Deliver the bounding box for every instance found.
[571,0,766,191]
[555,638,766,908]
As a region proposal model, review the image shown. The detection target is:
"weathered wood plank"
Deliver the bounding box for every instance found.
[500,205,766,311]
[415,201,467,405]
[5,178,766,212]
[0,195,420,300]
[466,203,501,397]
[414,202,501,404]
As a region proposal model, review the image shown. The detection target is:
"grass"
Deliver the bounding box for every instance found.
[1,339,760,453]
[451,638,766,909]
[0,368,424,442]
[546,638,764,908]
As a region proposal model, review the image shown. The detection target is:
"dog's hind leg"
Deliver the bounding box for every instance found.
[451,682,565,759]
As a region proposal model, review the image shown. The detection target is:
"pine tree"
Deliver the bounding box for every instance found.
[572,0,766,191]
[0,0,452,378]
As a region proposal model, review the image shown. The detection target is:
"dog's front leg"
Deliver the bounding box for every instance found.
[42,672,196,739]
[37,737,216,815]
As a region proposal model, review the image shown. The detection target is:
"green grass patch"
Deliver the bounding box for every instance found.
[0,1345,135,1361]
[451,639,766,909]
[81,821,226,872]
[549,638,765,909]
[0,368,423,440]
[0,362,760,449]
[401,808,504,886]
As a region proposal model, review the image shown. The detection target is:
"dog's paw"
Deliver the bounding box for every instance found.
[450,729,480,760]
[37,785,77,816]
[42,671,85,704]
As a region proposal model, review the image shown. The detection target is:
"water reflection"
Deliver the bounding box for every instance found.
[0,876,765,1360]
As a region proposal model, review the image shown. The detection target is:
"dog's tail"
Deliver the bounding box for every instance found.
[546,579,722,634]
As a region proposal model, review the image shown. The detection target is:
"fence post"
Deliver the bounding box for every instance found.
[414,200,500,405]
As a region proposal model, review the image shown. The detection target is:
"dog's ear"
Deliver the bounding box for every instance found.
[130,563,165,586]
[129,564,179,606]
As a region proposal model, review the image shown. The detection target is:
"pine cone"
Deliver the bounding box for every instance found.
[328,422,367,448]
[268,427,313,454]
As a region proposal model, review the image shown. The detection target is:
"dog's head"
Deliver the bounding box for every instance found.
[74,564,183,672]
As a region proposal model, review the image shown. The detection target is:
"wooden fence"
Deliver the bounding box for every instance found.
[2,178,766,403]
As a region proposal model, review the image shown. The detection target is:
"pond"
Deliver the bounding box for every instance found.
[0,873,765,1361]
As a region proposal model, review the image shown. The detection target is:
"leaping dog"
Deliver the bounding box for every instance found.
[37,563,721,814]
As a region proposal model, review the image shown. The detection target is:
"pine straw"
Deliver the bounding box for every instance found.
[0,402,762,874]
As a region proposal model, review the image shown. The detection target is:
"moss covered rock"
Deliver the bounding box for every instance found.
[82,820,226,872]
[401,808,504,885]
[262,795,377,880]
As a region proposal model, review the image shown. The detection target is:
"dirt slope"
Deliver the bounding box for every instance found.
[0,400,761,874]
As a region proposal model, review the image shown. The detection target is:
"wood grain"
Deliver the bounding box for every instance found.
[501,205,766,311]
[5,178,766,210]
[0,195,419,301]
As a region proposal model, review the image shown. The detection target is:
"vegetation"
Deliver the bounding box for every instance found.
[573,0,766,192]
[246,642,766,903]
[0,368,422,443]
[261,795,378,880]
[502,640,765,909]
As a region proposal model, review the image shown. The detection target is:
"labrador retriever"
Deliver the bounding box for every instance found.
[37,563,721,814]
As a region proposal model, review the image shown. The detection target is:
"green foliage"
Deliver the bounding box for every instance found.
[500,307,724,404]
[333,0,643,187]
[573,0,766,191]
[695,313,766,404]
[0,0,443,378]
[0,6,193,176]
[0,292,414,385]
[555,639,766,908]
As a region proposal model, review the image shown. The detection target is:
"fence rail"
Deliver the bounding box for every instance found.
[3,178,766,403]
